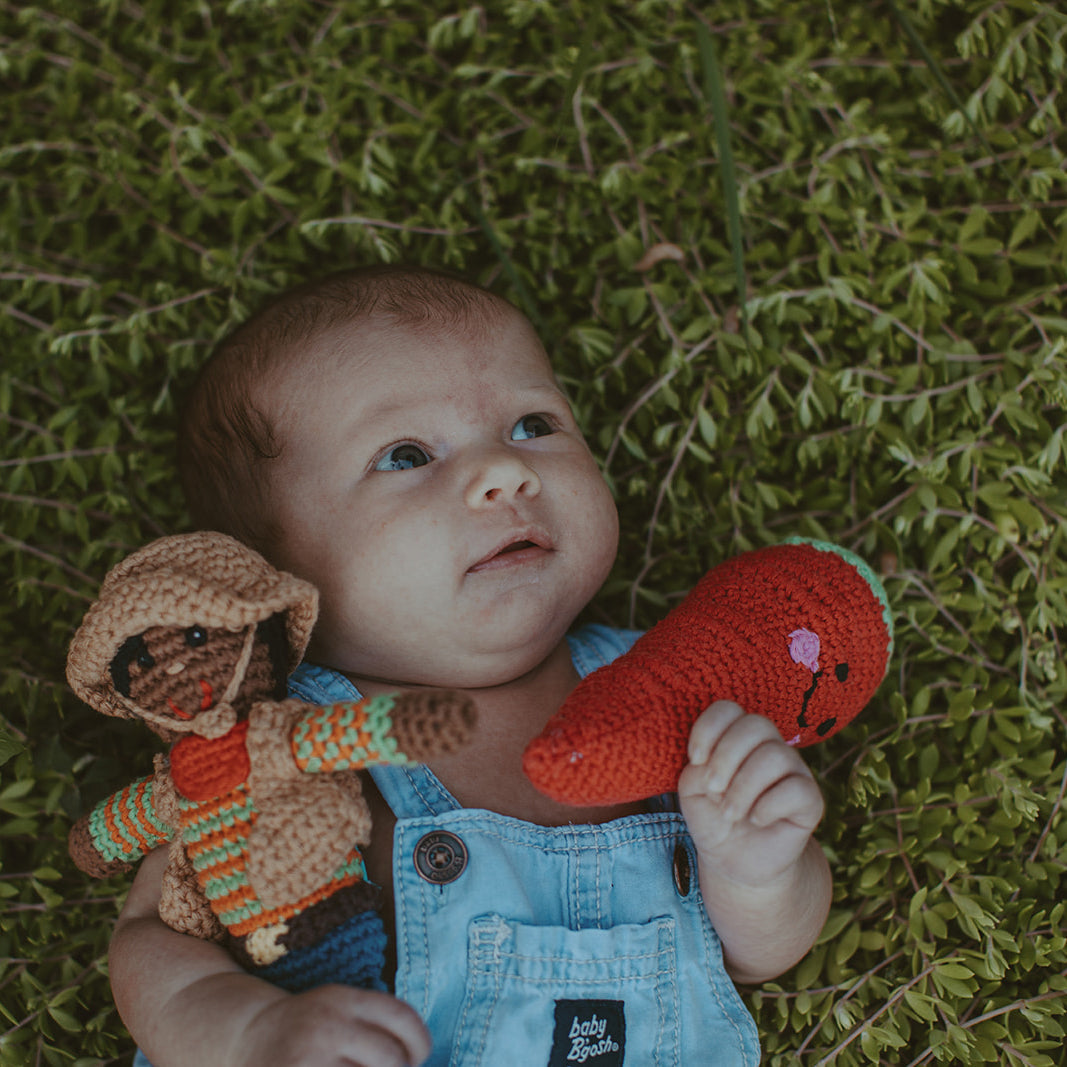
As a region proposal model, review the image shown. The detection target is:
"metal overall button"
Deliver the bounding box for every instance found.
[414,830,468,885]
[672,840,693,897]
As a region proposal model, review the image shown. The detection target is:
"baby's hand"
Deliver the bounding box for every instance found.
[233,984,431,1067]
[678,701,824,889]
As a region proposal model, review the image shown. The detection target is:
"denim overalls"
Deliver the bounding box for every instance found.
[134,626,760,1067]
[290,624,760,1067]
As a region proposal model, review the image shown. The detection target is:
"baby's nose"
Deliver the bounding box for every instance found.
[464,448,542,507]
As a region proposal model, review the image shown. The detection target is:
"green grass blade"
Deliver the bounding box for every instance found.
[695,20,749,338]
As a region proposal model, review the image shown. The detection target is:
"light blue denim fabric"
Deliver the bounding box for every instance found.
[135,625,760,1066]
[292,624,760,1066]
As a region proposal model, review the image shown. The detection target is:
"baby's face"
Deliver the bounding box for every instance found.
[267,308,619,690]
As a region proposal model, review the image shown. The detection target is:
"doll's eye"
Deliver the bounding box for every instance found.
[374,443,431,471]
[185,626,208,648]
[510,414,555,441]
[136,647,155,670]
[835,663,849,682]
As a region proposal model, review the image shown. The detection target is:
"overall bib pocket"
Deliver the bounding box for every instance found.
[449,914,681,1067]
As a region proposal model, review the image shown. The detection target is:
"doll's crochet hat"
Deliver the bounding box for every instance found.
[67,531,318,720]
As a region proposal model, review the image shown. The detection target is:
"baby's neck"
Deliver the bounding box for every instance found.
[355,640,644,826]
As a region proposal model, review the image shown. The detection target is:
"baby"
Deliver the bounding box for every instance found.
[109,265,831,1067]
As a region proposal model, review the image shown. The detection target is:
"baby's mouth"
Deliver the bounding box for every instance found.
[468,532,552,573]
[500,539,535,554]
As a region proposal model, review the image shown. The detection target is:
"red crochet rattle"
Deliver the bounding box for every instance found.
[523,538,893,807]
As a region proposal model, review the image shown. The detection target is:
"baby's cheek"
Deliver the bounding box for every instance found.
[581,481,620,567]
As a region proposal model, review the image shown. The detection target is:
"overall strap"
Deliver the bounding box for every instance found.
[369,764,462,819]
[565,624,642,678]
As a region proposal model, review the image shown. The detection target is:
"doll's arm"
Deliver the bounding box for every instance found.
[241,692,472,912]
[69,761,175,878]
[289,691,476,773]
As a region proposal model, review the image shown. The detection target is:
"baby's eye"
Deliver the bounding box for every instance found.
[375,443,431,471]
[510,414,555,441]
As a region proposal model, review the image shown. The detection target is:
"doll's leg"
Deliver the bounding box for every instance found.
[252,907,389,992]
[235,883,389,993]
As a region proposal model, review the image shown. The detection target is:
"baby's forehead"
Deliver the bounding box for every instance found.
[300,307,550,377]
[253,303,559,431]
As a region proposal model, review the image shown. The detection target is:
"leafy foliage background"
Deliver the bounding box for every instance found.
[3,1,1066,1063]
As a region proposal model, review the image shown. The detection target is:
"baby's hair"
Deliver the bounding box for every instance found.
[178,264,516,555]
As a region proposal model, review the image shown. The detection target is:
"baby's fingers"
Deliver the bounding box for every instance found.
[688,702,782,791]
[714,738,810,822]
[240,987,432,1067]
[688,701,750,766]
[341,995,432,1067]
[749,772,825,832]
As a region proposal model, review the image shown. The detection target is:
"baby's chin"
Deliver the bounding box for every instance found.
[346,640,572,695]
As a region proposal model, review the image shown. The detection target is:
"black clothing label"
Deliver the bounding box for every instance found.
[548,999,626,1065]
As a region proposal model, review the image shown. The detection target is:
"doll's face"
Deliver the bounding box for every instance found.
[714,541,892,749]
[110,620,285,731]
[782,626,860,746]
[777,601,890,747]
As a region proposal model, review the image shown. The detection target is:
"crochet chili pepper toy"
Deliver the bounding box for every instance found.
[67,531,474,992]
[524,538,893,807]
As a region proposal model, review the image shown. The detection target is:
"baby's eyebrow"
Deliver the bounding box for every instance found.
[338,381,571,447]
[516,381,570,401]
[360,399,416,424]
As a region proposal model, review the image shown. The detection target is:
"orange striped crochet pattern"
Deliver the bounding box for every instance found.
[524,539,893,807]
[79,774,169,869]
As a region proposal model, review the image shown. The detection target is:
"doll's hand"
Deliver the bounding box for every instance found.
[678,701,824,889]
[234,985,431,1067]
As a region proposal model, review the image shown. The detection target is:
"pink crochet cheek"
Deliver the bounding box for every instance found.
[788,628,821,673]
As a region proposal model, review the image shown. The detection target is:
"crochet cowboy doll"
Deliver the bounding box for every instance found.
[67,531,474,992]
[524,538,894,806]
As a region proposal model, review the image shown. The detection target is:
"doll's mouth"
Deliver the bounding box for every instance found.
[166,681,215,720]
